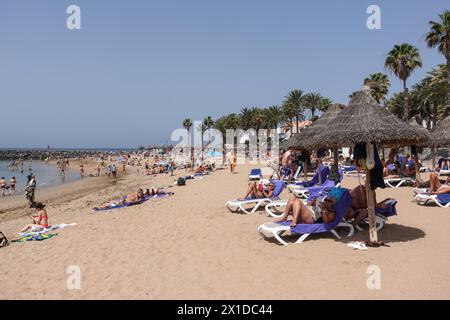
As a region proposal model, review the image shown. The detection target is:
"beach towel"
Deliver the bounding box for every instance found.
[376,199,397,217]
[436,194,450,204]
[12,233,57,243]
[92,193,172,212]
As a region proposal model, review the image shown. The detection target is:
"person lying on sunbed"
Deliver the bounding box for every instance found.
[20,202,49,233]
[414,173,450,194]
[238,181,275,200]
[274,192,338,227]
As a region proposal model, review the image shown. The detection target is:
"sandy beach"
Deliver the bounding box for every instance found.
[1,163,449,300]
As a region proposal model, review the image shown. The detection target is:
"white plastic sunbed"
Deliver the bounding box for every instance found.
[415,193,450,208]
[226,197,281,214]
[384,177,414,188]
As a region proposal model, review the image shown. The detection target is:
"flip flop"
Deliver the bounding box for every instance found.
[365,240,390,248]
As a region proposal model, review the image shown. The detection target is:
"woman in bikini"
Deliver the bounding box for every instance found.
[21,202,49,233]
[274,194,337,227]
[239,181,275,200]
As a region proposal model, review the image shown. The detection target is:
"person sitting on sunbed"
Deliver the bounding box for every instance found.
[344,185,389,225]
[239,181,275,200]
[274,191,339,227]
[20,202,49,233]
[439,159,449,171]
[415,173,450,194]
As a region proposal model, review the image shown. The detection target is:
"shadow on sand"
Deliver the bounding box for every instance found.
[258,223,426,246]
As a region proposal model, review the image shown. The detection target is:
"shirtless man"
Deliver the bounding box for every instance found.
[415,172,450,194]
[280,147,293,180]
[344,185,389,225]
[21,202,48,233]
[0,177,6,197]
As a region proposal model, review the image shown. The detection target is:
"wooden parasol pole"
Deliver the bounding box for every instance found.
[431,147,436,171]
[365,142,378,243]
[317,150,322,185]
[333,148,339,167]
[304,150,308,182]
[364,168,378,243]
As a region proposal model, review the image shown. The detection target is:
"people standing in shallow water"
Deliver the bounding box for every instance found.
[80,162,84,178]
[9,177,16,196]
[0,177,6,197]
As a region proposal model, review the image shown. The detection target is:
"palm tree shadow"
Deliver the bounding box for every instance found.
[340,223,426,244]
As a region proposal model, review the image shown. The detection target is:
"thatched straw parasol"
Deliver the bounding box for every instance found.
[307,87,429,245]
[427,116,450,169]
[429,116,450,147]
[298,103,346,150]
[308,90,429,149]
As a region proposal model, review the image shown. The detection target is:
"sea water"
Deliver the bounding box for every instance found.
[0,160,79,195]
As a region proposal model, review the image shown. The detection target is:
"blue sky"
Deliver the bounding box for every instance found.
[0,0,448,148]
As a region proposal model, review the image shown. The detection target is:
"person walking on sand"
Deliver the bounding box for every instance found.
[96,163,101,177]
[80,162,84,178]
[111,163,117,178]
[9,177,16,196]
[25,175,37,207]
[0,177,6,197]
[229,151,237,174]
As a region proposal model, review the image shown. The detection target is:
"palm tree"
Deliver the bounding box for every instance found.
[426,10,450,110]
[303,93,323,119]
[203,116,214,145]
[283,90,305,133]
[364,73,391,104]
[182,118,192,149]
[318,97,333,113]
[385,43,422,119]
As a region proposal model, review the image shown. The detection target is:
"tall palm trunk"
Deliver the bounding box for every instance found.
[295,115,299,133]
[403,78,409,120]
[447,56,450,111]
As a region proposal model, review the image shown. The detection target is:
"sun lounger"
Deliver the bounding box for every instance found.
[287,165,330,191]
[415,193,450,208]
[249,168,262,180]
[384,177,414,188]
[354,199,397,231]
[258,190,354,245]
[226,180,285,214]
[291,179,337,199]
[419,166,431,173]
[265,181,340,216]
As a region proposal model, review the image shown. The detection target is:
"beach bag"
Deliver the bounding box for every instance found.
[176,177,186,186]
[0,231,8,248]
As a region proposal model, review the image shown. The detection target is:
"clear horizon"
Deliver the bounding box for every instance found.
[1,0,447,148]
